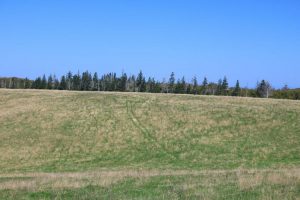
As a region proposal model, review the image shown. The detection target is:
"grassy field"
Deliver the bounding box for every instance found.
[0,89,299,199]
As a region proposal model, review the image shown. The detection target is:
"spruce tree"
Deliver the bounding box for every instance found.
[180,76,186,94]
[216,79,222,95]
[24,78,31,89]
[192,76,198,95]
[59,75,67,90]
[47,75,53,89]
[54,75,60,90]
[136,70,146,92]
[41,74,47,89]
[232,80,241,96]
[256,80,272,98]
[118,72,127,92]
[174,79,181,94]
[66,71,73,90]
[81,71,92,91]
[93,72,99,91]
[72,72,81,91]
[168,72,175,93]
[221,76,228,95]
[202,77,208,95]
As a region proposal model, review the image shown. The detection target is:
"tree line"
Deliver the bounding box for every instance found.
[0,70,299,100]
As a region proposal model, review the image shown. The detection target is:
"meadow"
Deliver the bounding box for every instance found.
[0,89,299,199]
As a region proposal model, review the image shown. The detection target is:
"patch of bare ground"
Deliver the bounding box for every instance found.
[0,168,299,190]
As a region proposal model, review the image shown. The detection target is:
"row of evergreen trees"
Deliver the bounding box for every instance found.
[28,71,243,96]
[0,70,299,99]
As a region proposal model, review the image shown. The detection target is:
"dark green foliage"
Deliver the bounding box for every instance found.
[47,75,53,89]
[59,76,67,90]
[216,79,222,95]
[256,80,272,98]
[72,72,81,90]
[1,70,299,100]
[168,72,175,93]
[221,76,228,95]
[192,76,198,95]
[92,72,99,91]
[81,71,92,91]
[66,71,73,90]
[174,76,186,94]
[24,78,31,89]
[136,71,146,92]
[201,77,208,95]
[54,76,60,90]
[232,80,241,96]
[118,72,127,92]
[41,75,47,89]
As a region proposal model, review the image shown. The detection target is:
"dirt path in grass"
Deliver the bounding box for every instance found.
[126,99,177,160]
[0,168,299,190]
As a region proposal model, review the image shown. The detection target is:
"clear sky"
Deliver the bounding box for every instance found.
[0,0,299,88]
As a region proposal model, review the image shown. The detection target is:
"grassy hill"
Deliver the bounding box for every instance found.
[0,89,299,199]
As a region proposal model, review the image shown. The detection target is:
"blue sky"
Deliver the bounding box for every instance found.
[0,0,299,88]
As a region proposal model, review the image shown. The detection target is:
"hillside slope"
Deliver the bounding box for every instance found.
[0,89,299,199]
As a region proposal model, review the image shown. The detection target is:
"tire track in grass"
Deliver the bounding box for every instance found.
[126,99,177,161]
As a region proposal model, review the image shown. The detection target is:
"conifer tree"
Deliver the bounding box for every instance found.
[216,79,222,95]
[118,72,127,92]
[192,76,198,95]
[136,71,146,92]
[221,76,228,95]
[41,74,47,89]
[174,79,181,94]
[180,76,186,94]
[93,72,99,91]
[47,75,53,89]
[168,72,175,93]
[202,77,208,95]
[72,72,81,90]
[66,71,73,90]
[59,75,67,90]
[81,71,92,91]
[53,75,60,90]
[186,84,192,94]
[256,80,272,98]
[232,80,241,96]
[24,78,31,89]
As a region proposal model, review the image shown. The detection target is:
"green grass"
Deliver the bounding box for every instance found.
[0,89,299,199]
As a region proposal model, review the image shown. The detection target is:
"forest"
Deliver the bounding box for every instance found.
[0,70,299,100]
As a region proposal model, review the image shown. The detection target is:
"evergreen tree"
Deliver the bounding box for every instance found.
[174,79,181,94]
[81,71,92,91]
[53,75,60,90]
[180,76,186,94]
[232,80,241,96]
[24,78,31,89]
[186,84,192,94]
[66,71,73,90]
[136,70,146,92]
[147,77,156,93]
[256,80,272,98]
[221,76,228,95]
[93,72,99,91]
[59,75,67,90]
[47,75,53,89]
[118,72,127,92]
[32,77,42,89]
[41,74,47,89]
[168,72,175,93]
[72,72,81,90]
[192,76,198,95]
[202,77,208,95]
[216,79,222,95]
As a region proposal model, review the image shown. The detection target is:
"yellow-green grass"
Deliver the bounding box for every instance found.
[0,89,299,199]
